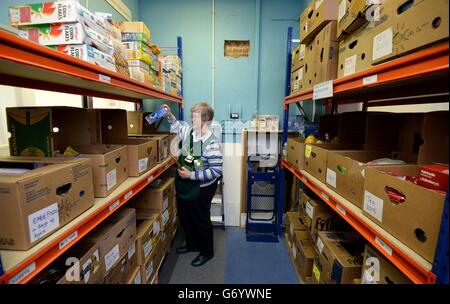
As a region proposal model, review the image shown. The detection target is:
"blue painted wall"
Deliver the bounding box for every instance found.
[140,0,306,123]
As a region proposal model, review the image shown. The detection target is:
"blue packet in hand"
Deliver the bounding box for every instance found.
[145,107,168,125]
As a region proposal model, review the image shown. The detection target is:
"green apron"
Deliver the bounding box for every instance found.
[175,129,214,201]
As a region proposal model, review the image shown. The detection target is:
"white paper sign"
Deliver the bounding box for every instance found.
[302,177,308,184]
[82,258,92,283]
[59,230,78,249]
[326,168,337,188]
[28,203,60,243]
[372,27,393,61]
[128,243,136,259]
[147,175,154,183]
[363,75,378,85]
[306,202,314,219]
[99,74,111,83]
[162,209,170,225]
[299,44,306,59]
[322,193,330,201]
[317,237,325,253]
[139,157,149,173]
[290,223,294,236]
[124,190,133,200]
[313,80,333,100]
[146,261,154,281]
[364,191,384,222]
[163,197,169,211]
[153,221,161,236]
[144,241,153,259]
[9,262,36,284]
[109,200,120,212]
[375,236,393,256]
[336,204,347,216]
[106,169,117,191]
[134,271,142,284]
[338,0,347,22]
[292,245,297,259]
[104,244,120,272]
[343,54,356,77]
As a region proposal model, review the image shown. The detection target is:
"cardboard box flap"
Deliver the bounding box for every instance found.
[418,111,449,165]
[136,216,159,239]
[338,112,370,145]
[73,144,126,155]
[85,208,135,241]
[106,138,155,146]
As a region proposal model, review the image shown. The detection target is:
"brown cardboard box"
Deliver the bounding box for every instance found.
[106,138,158,177]
[114,21,151,44]
[326,150,417,208]
[84,208,136,277]
[361,244,412,284]
[298,41,315,90]
[371,0,449,65]
[127,111,143,135]
[130,134,169,163]
[336,0,373,41]
[303,193,345,243]
[129,176,175,219]
[6,107,91,157]
[141,239,162,283]
[300,0,340,44]
[310,21,339,84]
[290,67,305,95]
[127,267,142,284]
[0,157,94,250]
[73,145,128,198]
[56,240,103,284]
[287,138,306,170]
[285,211,308,244]
[353,278,362,284]
[161,219,175,254]
[135,215,161,266]
[304,143,361,183]
[291,45,305,73]
[316,231,365,284]
[88,109,128,145]
[312,253,326,284]
[293,230,315,280]
[104,241,138,284]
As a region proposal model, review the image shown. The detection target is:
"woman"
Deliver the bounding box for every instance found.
[162,102,223,267]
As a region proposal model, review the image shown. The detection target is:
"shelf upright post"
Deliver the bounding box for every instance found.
[177,36,184,120]
[277,26,293,236]
[433,191,449,284]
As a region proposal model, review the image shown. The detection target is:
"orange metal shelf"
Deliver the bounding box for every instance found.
[285,42,449,105]
[0,158,175,284]
[0,31,182,103]
[281,159,437,284]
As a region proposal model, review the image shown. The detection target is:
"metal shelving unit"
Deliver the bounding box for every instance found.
[0,30,185,284]
[279,26,449,284]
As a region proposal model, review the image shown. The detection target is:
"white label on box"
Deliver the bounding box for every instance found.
[146,261,154,281]
[128,242,136,259]
[326,168,337,188]
[9,262,36,284]
[28,203,60,243]
[59,230,78,249]
[134,271,142,284]
[364,191,384,222]
[336,204,347,216]
[109,200,120,212]
[124,190,133,200]
[294,80,299,91]
[153,221,161,236]
[322,193,329,201]
[299,67,304,81]
[299,44,306,59]
[162,209,170,225]
[316,237,324,254]
[313,80,333,100]
[106,169,117,191]
[99,74,111,83]
[292,245,297,259]
[104,244,120,273]
[144,241,153,259]
[375,236,393,256]
[372,27,393,61]
[315,0,323,9]
[82,258,92,283]
[343,55,357,77]
[306,202,314,219]
[290,223,294,236]
[163,197,169,211]
[338,0,347,22]
[147,175,154,183]
[139,157,149,173]
[363,75,378,85]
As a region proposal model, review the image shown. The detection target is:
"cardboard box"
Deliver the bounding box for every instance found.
[135,215,161,266]
[316,231,365,284]
[303,193,345,243]
[121,32,151,47]
[127,111,143,135]
[161,219,175,254]
[103,241,138,284]
[50,44,116,72]
[285,212,308,244]
[361,244,412,284]
[56,240,103,284]
[7,107,91,157]
[19,22,114,55]
[326,150,417,208]
[130,134,169,163]
[130,176,175,218]
[73,145,128,198]
[115,21,151,45]
[141,239,162,283]
[125,49,152,66]
[292,230,315,280]
[84,208,136,277]
[290,67,304,95]
[371,0,449,65]
[291,44,306,73]
[0,157,94,250]
[123,41,152,56]
[336,0,373,41]
[127,267,142,284]
[106,138,158,177]
[310,21,339,84]
[300,0,339,44]
[87,109,128,145]
[126,59,151,72]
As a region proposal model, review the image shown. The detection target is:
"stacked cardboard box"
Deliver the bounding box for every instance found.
[134,215,161,284]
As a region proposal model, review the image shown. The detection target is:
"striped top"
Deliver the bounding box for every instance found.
[169,118,223,187]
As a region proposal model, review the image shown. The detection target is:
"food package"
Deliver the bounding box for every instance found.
[19,22,114,55]
[125,49,152,65]
[50,44,116,72]
[366,158,406,165]
[121,32,150,47]
[127,59,150,71]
